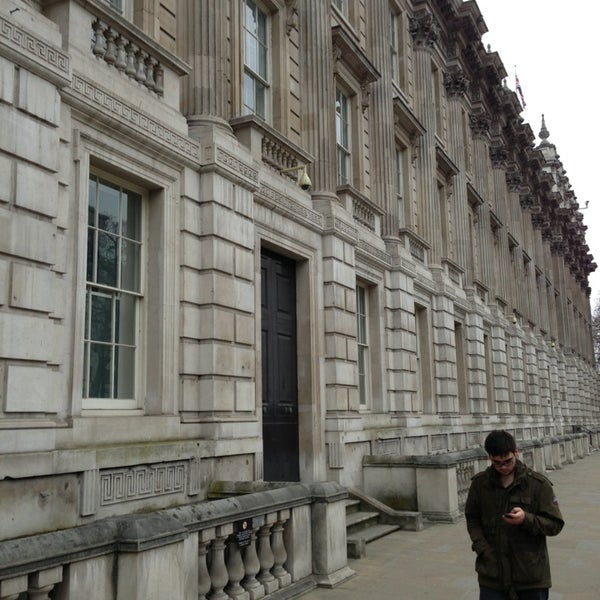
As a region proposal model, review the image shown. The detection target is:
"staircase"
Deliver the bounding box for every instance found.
[344,488,423,559]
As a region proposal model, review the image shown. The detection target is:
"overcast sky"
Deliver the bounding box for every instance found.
[474,0,599,310]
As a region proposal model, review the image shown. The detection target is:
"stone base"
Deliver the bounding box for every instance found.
[313,565,355,588]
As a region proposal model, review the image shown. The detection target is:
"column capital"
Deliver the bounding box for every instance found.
[409,11,438,48]
[489,144,508,169]
[443,69,469,98]
[469,111,491,139]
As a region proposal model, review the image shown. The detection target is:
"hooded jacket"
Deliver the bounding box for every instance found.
[465,460,564,596]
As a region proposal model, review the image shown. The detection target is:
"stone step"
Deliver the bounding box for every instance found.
[345,498,361,514]
[345,509,380,530]
[346,523,401,559]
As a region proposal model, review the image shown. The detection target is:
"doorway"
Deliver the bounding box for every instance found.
[261,248,299,481]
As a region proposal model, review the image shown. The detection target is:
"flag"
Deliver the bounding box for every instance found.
[515,71,526,108]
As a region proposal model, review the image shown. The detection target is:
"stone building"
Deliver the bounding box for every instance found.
[0,0,598,597]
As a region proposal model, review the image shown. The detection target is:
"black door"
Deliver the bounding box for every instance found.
[261,249,299,481]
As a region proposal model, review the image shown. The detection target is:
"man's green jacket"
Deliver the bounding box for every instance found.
[465,460,564,595]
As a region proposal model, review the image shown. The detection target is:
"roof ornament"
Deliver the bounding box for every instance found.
[539,114,550,144]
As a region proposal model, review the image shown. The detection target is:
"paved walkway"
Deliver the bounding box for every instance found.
[303,450,600,600]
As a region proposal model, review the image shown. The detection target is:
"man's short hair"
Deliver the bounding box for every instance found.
[484,430,517,457]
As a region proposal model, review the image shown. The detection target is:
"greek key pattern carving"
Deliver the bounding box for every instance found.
[100,461,186,505]
[216,147,259,183]
[71,74,200,160]
[357,239,391,266]
[256,184,323,227]
[0,15,70,79]
[332,217,358,242]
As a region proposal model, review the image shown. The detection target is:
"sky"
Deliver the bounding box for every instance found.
[474,0,600,311]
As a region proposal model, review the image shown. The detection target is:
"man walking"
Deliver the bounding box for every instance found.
[465,430,564,600]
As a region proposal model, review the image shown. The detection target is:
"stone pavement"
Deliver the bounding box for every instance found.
[302,450,600,600]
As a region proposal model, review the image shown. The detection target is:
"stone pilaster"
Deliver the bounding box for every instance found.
[509,331,527,414]
[491,323,510,413]
[469,111,494,288]
[431,293,457,414]
[524,337,540,415]
[410,10,439,251]
[299,0,337,203]
[385,270,418,414]
[465,311,487,415]
[444,69,469,271]
[368,1,396,238]
[179,0,232,134]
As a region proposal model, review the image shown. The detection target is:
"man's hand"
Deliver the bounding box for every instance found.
[502,507,525,525]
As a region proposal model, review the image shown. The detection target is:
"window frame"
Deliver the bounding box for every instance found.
[395,144,408,230]
[356,283,371,408]
[336,86,352,187]
[243,0,272,121]
[83,171,146,410]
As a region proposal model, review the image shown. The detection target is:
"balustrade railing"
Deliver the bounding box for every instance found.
[0,482,351,600]
[91,18,164,95]
[456,458,476,511]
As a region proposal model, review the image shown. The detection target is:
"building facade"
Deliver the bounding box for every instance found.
[0,0,598,592]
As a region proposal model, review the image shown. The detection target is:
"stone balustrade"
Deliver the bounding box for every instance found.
[230,115,314,175]
[0,482,353,600]
[362,433,594,523]
[336,185,383,235]
[91,17,164,95]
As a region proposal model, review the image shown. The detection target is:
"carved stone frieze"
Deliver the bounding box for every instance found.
[71,74,200,162]
[256,184,323,229]
[100,461,187,506]
[0,13,70,86]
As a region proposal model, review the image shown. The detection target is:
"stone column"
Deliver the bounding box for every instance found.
[489,143,509,304]
[368,0,396,238]
[444,69,469,270]
[409,10,439,257]
[179,0,232,135]
[299,0,337,203]
[469,111,493,287]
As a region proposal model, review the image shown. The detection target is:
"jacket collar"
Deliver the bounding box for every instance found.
[485,459,528,488]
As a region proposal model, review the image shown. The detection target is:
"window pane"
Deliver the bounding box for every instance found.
[96,231,119,287]
[245,0,257,35]
[86,228,96,282]
[258,44,268,78]
[120,239,141,292]
[98,180,120,234]
[114,345,135,399]
[88,177,97,226]
[89,342,112,398]
[257,8,267,41]
[122,190,141,241]
[255,83,266,120]
[245,33,258,72]
[90,292,112,342]
[243,72,255,113]
[115,294,136,345]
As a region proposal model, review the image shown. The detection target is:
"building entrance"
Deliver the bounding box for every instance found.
[260,249,300,481]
